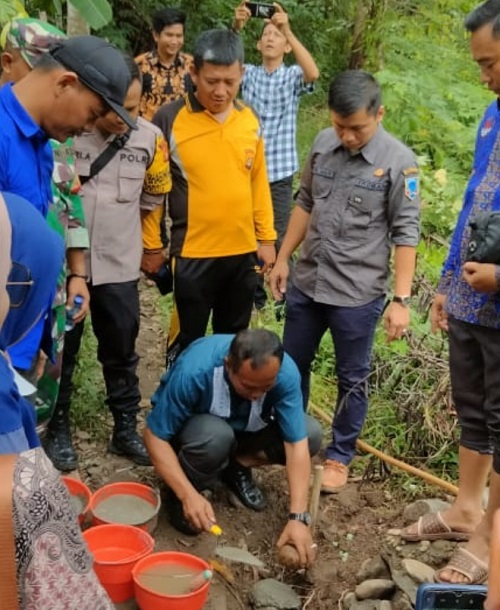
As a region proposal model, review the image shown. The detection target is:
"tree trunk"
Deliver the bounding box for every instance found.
[349,0,370,69]
[67,2,90,37]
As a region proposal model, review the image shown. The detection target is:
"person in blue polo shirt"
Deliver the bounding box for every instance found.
[144,328,322,568]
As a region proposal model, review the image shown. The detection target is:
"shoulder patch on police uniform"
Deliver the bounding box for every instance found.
[404,175,419,201]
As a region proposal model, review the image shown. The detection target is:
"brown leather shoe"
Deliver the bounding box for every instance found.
[321,459,348,493]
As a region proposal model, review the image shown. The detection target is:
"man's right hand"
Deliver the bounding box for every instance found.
[430,293,448,334]
[181,489,217,533]
[268,260,289,301]
[234,1,251,31]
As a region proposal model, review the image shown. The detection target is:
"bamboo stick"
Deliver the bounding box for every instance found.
[309,464,323,531]
[308,402,459,496]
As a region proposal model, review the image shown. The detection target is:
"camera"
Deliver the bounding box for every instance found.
[245,2,276,19]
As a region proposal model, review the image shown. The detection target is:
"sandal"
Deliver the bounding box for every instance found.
[400,512,472,542]
[434,547,488,585]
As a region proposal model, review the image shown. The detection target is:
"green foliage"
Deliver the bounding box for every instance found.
[68,0,112,29]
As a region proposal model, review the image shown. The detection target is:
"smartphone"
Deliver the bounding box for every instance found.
[245,2,276,19]
[415,584,487,610]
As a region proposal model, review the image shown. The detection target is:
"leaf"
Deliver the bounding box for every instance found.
[214,546,265,567]
[68,0,112,30]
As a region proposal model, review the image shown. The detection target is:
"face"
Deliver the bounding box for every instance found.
[191,61,243,114]
[153,23,184,62]
[226,356,281,401]
[0,49,31,85]
[257,23,290,60]
[330,106,384,151]
[95,79,141,135]
[43,74,107,142]
[470,23,500,96]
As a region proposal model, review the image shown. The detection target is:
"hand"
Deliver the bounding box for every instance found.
[276,520,316,569]
[256,243,276,273]
[268,260,288,301]
[430,293,448,334]
[234,1,251,31]
[34,350,48,381]
[463,261,498,293]
[141,249,165,275]
[66,276,89,324]
[181,489,217,533]
[270,3,290,33]
[383,302,410,343]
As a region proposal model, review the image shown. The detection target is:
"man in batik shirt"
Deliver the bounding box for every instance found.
[135,7,193,122]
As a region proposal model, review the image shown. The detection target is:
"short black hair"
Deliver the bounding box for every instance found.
[123,54,142,84]
[465,0,500,38]
[193,29,244,70]
[328,70,381,117]
[152,7,186,34]
[32,52,63,72]
[227,329,284,373]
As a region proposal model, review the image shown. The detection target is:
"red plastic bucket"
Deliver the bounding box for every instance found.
[83,523,155,602]
[132,552,211,610]
[89,481,161,533]
[62,476,91,527]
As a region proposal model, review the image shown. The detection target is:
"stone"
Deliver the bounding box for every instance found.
[250,579,301,610]
[402,499,451,524]
[428,540,456,566]
[343,592,357,610]
[390,568,418,604]
[392,590,413,610]
[356,556,391,583]
[355,580,395,601]
[380,601,392,610]
[402,558,435,584]
[351,600,380,610]
[337,488,364,513]
[418,541,431,552]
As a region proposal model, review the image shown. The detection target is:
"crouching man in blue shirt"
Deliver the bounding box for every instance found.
[144,328,322,567]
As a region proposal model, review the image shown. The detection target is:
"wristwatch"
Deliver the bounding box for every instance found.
[392,295,411,307]
[288,512,312,526]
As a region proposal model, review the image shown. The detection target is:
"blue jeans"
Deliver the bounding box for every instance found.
[283,285,385,465]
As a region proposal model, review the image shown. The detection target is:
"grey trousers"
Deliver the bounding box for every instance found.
[172,413,323,491]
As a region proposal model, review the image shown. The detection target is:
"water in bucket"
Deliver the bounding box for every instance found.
[93,494,156,525]
[136,564,212,595]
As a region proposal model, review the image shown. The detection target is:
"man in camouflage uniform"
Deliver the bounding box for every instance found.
[0,18,90,433]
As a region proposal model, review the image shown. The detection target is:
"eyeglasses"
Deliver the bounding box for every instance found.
[6,262,34,308]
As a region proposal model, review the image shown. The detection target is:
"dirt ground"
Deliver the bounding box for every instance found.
[75,281,413,610]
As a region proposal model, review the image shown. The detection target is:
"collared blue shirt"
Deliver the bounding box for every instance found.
[147,334,307,444]
[241,64,313,183]
[0,83,53,217]
[439,100,500,327]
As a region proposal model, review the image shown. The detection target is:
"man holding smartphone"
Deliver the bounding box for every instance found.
[233,1,319,310]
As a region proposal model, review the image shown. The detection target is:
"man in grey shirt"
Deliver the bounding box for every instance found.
[269,70,420,493]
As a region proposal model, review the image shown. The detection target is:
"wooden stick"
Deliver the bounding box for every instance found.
[308,402,459,496]
[309,464,323,531]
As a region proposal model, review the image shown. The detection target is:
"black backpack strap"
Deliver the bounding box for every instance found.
[79,129,132,185]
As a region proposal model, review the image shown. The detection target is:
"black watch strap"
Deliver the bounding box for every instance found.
[288,512,311,526]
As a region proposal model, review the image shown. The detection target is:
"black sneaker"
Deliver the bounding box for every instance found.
[165,489,201,536]
[221,461,267,511]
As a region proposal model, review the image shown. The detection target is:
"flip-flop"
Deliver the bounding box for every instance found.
[400,512,472,542]
[434,547,488,585]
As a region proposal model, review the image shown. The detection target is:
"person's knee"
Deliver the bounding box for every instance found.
[305,415,322,457]
[179,415,236,470]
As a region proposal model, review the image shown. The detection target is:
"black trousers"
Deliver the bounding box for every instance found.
[254,175,293,309]
[449,315,500,473]
[167,253,258,365]
[56,281,141,416]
